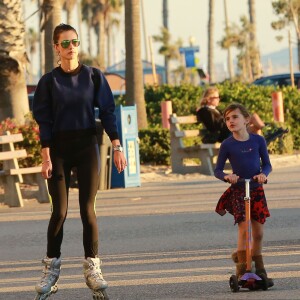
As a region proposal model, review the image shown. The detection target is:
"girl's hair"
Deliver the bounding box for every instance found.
[200,87,219,106]
[223,103,250,119]
[53,23,78,44]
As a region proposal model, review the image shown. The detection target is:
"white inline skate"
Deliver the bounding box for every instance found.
[34,257,61,300]
[83,257,109,300]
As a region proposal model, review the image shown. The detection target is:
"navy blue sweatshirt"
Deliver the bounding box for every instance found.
[33,64,119,148]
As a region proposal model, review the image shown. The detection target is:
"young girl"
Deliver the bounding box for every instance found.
[214,103,274,286]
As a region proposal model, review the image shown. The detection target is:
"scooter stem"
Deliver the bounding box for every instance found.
[244,179,252,271]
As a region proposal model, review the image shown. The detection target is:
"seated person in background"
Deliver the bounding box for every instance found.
[196,87,285,144]
[196,87,231,143]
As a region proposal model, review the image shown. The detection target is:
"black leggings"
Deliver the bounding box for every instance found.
[46,135,100,258]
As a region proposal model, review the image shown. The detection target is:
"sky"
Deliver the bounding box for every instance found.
[23,0,294,82]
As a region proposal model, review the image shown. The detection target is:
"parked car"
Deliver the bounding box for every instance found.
[252,73,300,88]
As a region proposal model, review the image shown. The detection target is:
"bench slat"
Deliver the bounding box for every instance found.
[175,130,200,138]
[0,133,24,144]
[170,115,197,124]
[0,149,27,160]
[8,166,42,175]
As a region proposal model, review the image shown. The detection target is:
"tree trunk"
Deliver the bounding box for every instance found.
[163,0,170,84]
[224,0,234,80]
[248,0,261,79]
[41,0,62,73]
[296,14,300,71]
[106,24,111,67]
[124,0,148,129]
[208,0,215,83]
[0,0,29,123]
[297,38,300,71]
[38,0,45,76]
[97,1,106,71]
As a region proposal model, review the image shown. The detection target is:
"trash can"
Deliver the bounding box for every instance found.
[111,105,141,188]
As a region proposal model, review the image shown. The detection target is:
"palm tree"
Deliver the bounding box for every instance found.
[272,0,300,70]
[105,0,123,67]
[223,0,234,79]
[63,0,77,24]
[93,0,106,70]
[124,0,147,129]
[152,27,182,82]
[208,0,215,83]
[81,0,94,56]
[26,27,39,83]
[0,0,29,123]
[248,0,261,78]
[91,0,123,70]
[40,0,62,73]
[162,0,170,83]
[219,16,253,82]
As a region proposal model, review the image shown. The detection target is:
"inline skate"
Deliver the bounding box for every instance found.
[34,257,61,299]
[83,257,109,300]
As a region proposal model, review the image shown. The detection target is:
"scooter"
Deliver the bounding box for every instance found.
[229,178,269,292]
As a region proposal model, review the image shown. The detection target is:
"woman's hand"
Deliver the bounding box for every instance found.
[113,151,127,173]
[41,161,52,179]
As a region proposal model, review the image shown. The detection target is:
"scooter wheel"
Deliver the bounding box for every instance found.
[259,273,269,291]
[229,275,239,292]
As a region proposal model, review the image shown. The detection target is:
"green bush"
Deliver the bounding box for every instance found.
[139,127,170,165]
[140,82,299,164]
[2,83,297,167]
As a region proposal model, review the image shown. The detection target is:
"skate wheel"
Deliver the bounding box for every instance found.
[229,275,239,292]
[34,294,48,300]
[102,289,109,300]
[93,289,109,300]
[259,273,269,291]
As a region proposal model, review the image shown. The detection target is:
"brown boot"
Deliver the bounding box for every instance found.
[231,251,238,264]
[252,255,274,287]
[236,251,246,280]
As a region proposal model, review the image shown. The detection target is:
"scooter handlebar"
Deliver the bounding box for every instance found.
[237,178,267,184]
[225,178,268,184]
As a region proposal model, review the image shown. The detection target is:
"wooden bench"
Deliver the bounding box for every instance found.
[0,132,49,207]
[169,113,220,175]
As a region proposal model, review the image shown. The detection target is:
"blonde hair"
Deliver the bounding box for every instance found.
[200,87,219,106]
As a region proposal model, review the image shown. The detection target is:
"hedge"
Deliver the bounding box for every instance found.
[139,82,299,165]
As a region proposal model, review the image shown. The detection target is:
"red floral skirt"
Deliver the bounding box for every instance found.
[215,185,270,225]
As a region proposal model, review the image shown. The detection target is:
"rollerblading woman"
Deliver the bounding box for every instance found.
[33,23,126,299]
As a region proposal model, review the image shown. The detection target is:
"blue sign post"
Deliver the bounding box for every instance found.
[179,46,200,68]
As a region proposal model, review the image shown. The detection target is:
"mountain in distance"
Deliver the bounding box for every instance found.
[260,47,299,76]
[213,47,299,82]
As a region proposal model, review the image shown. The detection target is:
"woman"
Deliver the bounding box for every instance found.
[33,23,127,298]
[196,87,265,143]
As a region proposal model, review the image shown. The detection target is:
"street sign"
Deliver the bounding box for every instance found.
[179,46,200,68]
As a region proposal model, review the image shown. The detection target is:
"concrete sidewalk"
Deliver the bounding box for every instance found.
[0,153,299,217]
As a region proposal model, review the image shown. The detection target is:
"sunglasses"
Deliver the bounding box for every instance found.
[57,39,80,48]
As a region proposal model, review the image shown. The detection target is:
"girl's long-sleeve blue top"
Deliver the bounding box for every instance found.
[33,64,119,148]
[214,134,272,187]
